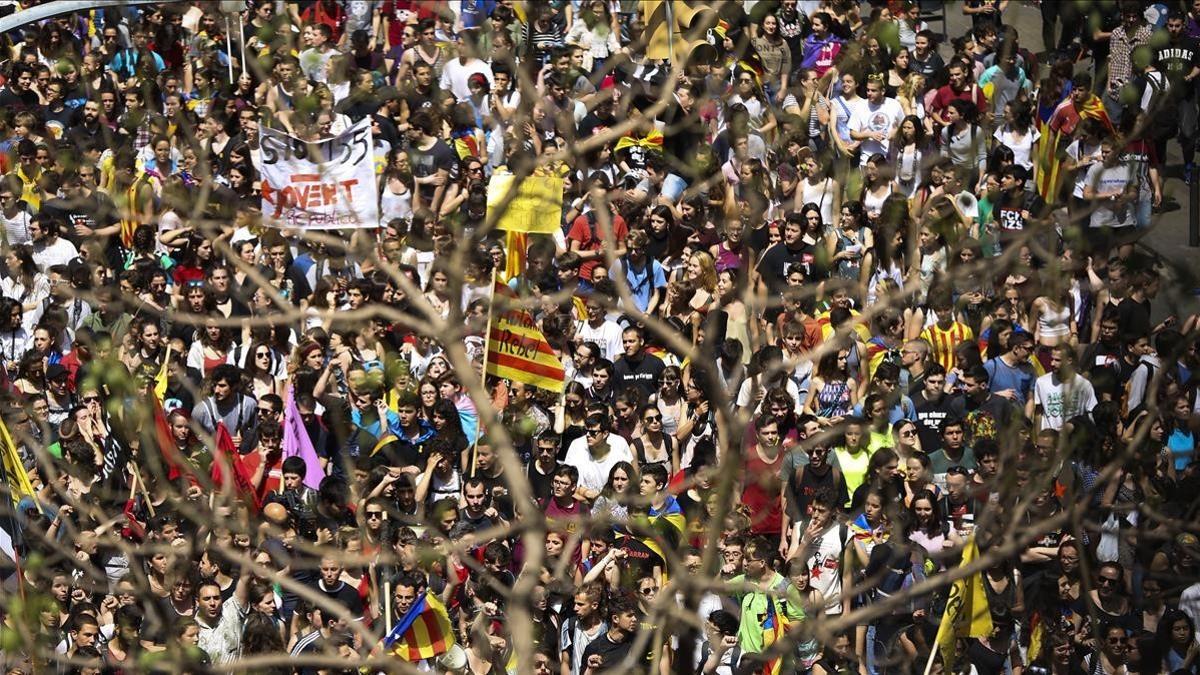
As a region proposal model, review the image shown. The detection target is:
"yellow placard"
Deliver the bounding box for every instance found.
[486,173,564,234]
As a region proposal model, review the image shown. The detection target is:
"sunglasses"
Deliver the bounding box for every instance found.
[366,511,384,519]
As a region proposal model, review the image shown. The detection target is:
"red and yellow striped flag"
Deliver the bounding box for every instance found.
[486,282,565,392]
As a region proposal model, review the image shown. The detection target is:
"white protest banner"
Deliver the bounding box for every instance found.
[258,117,377,229]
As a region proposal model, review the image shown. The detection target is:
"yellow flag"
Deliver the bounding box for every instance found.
[0,419,36,506]
[154,345,173,400]
[934,535,993,668]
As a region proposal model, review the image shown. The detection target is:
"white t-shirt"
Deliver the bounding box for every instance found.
[736,376,804,415]
[563,434,633,492]
[1084,163,1135,228]
[849,97,904,163]
[439,57,493,101]
[1066,139,1104,198]
[994,125,1041,171]
[804,521,848,615]
[31,237,79,271]
[1033,372,1098,430]
[575,319,625,362]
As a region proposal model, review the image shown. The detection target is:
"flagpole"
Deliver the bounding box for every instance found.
[381,510,392,629]
[471,268,498,479]
[922,643,937,675]
[129,462,156,518]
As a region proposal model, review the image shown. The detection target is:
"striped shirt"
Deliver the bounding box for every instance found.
[921,321,974,372]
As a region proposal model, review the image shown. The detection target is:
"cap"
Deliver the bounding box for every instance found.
[467,73,489,91]
[794,146,813,164]
[45,364,68,380]
[1177,533,1199,549]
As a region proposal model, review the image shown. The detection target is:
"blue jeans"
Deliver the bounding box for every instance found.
[1137,190,1152,228]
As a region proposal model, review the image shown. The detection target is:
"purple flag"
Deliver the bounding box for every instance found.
[283,387,325,490]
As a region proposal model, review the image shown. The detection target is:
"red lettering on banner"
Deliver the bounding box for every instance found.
[262,176,363,212]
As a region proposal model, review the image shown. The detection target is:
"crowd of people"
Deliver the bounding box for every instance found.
[2,0,1200,674]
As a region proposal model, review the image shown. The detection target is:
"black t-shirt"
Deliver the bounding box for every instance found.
[402,83,441,117]
[581,631,633,673]
[965,638,1009,675]
[756,242,808,296]
[661,101,705,171]
[913,392,966,454]
[993,189,1044,232]
[1155,36,1200,94]
[0,86,38,111]
[312,579,365,619]
[579,111,615,143]
[409,139,458,202]
[910,51,947,89]
[527,461,556,504]
[1116,296,1151,339]
[790,464,848,519]
[40,191,118,248]
[612,352,666,397]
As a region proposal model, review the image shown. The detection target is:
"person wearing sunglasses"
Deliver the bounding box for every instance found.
[563,411,633,501]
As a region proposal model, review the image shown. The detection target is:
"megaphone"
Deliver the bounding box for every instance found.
[642,0,718,65]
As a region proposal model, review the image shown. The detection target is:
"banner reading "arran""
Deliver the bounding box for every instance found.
[258,118,378,229]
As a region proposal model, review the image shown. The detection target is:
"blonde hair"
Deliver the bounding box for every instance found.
[689,251,718,292]
[897,72,926,102]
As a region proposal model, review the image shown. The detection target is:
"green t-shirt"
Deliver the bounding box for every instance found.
[730,572,805,653]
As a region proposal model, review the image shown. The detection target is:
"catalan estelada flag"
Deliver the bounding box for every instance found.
[486,281,566,392]
[934,535,993,670]
[760,594,789,675]
[383,591,455,661]
[1035,92,1112,203]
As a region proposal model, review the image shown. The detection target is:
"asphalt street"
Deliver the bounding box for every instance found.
[936,0,1200,319]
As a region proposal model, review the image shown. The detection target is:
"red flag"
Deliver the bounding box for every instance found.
[150,393,182,481]
[211,422,261,512]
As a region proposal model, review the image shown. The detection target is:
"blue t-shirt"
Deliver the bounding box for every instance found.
[1167,428,1194,471]
[614,257,667,314]
[984,357,1034,405]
